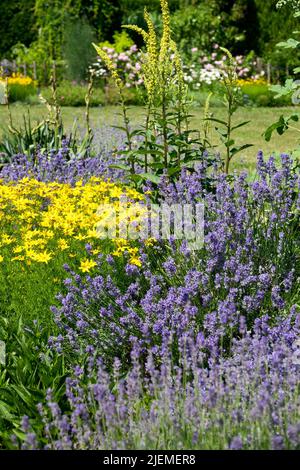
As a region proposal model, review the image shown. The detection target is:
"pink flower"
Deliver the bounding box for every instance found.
[118,53,129,62]
[191,47,198,53]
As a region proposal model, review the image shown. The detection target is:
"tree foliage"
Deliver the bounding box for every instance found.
[0,0,36,56]
[0,0,299,75]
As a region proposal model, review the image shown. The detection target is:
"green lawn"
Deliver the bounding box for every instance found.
[1,103,299,173]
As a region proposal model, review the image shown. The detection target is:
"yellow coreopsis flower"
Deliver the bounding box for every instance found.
[32,251,53,263]
[79,259,97,273]
[1,234,14,245]
[130,257,142,267]
[0,177,148,269]
[12,255,25,261]
[57,239,70,251]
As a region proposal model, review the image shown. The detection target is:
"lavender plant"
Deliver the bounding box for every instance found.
[0,145,125,184]
[48,154,299,363]
[21,309,300,450]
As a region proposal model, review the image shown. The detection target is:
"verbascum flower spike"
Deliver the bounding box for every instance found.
[143,8,158,104]
[93,43,123,89]
[219,46,237,84]
[220,47,234,66]
[122,25,148,43]
[170,40,185,94]
[159,0,171,63]
[144,9,157,61]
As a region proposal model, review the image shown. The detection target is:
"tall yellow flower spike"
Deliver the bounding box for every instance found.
[159,0,171,64]
[92,43,123,89]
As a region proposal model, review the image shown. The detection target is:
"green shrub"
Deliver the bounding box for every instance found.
[171,4,221,57]
[8,82,37,103]
[41,80,145,106]
[99,30,134,53]
[41,80,105,107]
[240,82,291,106]
[103,78,145,105]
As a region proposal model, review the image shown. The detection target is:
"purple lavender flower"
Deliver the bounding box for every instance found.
[229,436,243,450]
[21,308,300,450]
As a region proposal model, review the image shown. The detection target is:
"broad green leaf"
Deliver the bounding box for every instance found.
[270,79,297,98]
[167,167,181,176]
[277,38,300,49]
[0,400,15,421]
[225,139,235,148]
[138,173,161,184]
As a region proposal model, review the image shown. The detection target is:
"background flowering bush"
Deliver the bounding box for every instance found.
[90,42,266,92]
[0,73,37,103]
[184,46,265,88]
[90,44,143,89]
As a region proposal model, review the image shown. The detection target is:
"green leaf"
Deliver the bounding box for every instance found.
[0,400,15,421]
[111,125,129,133]
[230,144,253,157]
[138,173,161,184]
[263,118,285,142]
[231,121,251,132]
[277,38,300,49]
[149,162,166,170]
[205,117,227,126]
[215,127,228,138]
[166,167,181,176]
[225,139,235,148]
[10,384,38,409]
[262,114,299,141]
[270,79,298,99]
[109,164,129,170]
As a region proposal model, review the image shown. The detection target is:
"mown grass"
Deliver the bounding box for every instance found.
[0,104,299,173]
